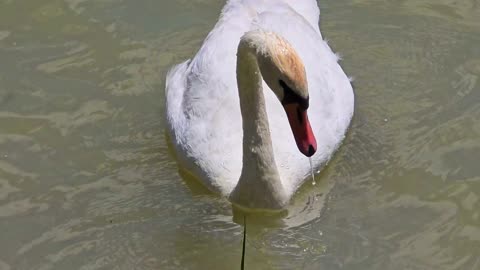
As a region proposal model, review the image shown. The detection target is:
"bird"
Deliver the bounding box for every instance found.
[165,0,354,211]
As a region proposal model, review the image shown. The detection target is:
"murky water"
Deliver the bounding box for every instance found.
[0,0,479,269]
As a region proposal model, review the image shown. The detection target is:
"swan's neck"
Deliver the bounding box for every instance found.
[229,40,288,210]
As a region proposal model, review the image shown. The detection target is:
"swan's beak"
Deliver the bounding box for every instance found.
[283,104,317,157]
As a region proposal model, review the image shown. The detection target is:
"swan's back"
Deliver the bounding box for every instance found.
[165,0,354,196]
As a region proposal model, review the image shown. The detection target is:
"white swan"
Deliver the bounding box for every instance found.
[165,0,354,211]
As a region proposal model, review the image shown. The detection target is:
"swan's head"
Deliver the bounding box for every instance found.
[242,31,317,157]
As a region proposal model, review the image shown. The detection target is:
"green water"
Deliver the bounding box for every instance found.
[0,0,479,269]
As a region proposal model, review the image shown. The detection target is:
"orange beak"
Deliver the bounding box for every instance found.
[283,104,317,157]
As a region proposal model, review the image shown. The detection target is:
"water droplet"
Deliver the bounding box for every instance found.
[309,157,316,186]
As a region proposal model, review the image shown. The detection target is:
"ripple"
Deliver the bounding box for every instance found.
[0,0,479,269]
[0,31,10,41]
[0,259,11,270]
[0,198,49,218]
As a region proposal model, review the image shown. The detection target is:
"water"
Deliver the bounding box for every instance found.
[309,157,316,186]
[0,0,479,269]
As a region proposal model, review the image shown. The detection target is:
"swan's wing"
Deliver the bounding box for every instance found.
[165,60,190,142]
[166,60,239,193]
[281,0,321,33]
[232,0,321,34]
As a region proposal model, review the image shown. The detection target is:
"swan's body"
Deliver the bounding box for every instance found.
[165,0,354,210]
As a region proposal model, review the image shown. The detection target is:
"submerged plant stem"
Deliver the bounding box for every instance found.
[241,215,247,270]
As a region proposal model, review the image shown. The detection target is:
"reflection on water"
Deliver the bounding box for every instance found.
[0,0,479,269]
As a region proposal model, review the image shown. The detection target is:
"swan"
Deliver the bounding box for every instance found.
[165,0,354,211]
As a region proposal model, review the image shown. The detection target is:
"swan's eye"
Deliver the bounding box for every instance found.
[279,80,309,110]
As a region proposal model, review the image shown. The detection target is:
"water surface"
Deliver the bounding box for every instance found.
[0,0,479,269]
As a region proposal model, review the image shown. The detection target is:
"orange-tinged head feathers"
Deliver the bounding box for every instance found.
[239,30,308,99]
[268,36,308,98]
